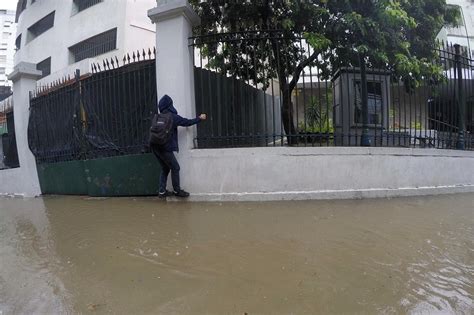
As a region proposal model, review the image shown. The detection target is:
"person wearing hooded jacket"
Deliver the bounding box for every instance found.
[152,94,206,198]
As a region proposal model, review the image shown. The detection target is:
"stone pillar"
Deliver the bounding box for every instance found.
[148,0,201,151]
[7,62,42,196]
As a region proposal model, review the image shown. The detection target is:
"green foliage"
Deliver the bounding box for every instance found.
[322,0,460,84]
[189,0,460,135]
[299,96,334,134]
[411,121,422,130]
[190,0,459,85]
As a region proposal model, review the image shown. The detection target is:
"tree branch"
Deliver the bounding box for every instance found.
[289,50,320,92]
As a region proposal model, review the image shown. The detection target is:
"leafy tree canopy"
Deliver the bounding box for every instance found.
[189,0,459,138]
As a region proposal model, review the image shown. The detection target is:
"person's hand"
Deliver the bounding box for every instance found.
[199,114,207,120]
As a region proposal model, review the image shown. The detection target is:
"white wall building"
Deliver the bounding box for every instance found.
[0,9,16,97]
[14,0,156,83]
[438,0,474,56]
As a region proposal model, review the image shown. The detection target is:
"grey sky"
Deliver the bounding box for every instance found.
[1,0,18,11]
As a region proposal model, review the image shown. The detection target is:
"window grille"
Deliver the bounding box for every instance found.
[15,34,21,50]
[73,0,104,13]
[36,57,51,78]
[27,11,55,41]
[69,28,117,63]
[15,0,27,22]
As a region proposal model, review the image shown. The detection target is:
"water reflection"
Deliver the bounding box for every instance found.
[1,194,473,314]
[0,198,70,314]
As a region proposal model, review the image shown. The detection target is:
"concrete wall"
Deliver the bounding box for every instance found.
[176,146,474,201]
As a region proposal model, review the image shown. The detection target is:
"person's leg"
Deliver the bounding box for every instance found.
[151,146,171,195]
[160,152,189,197]
[155,151,189,198]
[160,151,181,192]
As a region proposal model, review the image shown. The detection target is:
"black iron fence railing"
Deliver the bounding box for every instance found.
[190,32,473,150]
[0,97,19,170]
[28,49,157,164]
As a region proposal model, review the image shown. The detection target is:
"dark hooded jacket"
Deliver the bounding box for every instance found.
[157,95,201,152]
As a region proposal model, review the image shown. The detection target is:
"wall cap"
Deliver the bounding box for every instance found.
[8,62,42,82]
[148,0,200,27]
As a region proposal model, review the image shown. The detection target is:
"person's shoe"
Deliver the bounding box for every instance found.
[173,189,190,198]
[158,190,173,199]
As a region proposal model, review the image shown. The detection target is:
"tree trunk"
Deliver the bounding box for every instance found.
[281,87,297,145]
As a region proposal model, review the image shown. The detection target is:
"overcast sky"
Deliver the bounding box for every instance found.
[2,0,18,11]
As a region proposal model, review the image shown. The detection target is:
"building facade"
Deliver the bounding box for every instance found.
[439,0,474,56]
[0,9,15,101]
[14,0,156,83]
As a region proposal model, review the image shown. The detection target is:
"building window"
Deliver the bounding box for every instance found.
[15,0,27,22]
[15,34,21,50]
[73,0,104,13]
[36,57,51,78]
[0,67,5,74]
[69,28,117,63]
[353,80,383,126]
[27,11,55,43]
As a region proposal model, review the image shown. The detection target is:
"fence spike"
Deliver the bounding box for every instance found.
[98,64,101,72]
[148,48,152,59]
[142,49,146,59]
[153,47,156,56]
[127,53,131,64]
[132,52,136,62]
[103,60,107,70]
[137,50,141,61]
[106,59,111,70]
[115,56,119,67]
[123,55,127,66]
[111,58,115,69]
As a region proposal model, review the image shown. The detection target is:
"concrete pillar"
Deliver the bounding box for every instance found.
[148,0,201,151]
[7,62,42,196]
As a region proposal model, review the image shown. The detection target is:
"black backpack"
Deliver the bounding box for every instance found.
[149,112,173,145]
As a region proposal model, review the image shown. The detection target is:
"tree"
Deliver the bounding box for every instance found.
[189,0,459,144]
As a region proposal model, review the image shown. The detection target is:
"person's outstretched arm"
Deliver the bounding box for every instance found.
[175,114,207,127]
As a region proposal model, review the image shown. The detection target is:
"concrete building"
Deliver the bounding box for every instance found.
[438,0,474,56]
[0,9,15,101]
[14,0,156,83]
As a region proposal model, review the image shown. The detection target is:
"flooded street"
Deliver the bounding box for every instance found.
[0,194,473,315]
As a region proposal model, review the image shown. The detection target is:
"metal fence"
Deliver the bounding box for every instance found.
[0,96,19,169]
[28,49,157,164]
[191,32,473,150]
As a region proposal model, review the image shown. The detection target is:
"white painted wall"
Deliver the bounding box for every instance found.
[176,147,474,201]
[1,62,42,197]
[14,0,156,83]
[440,0,474,55]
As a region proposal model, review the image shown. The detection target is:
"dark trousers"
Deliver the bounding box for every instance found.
[151,146,180,193]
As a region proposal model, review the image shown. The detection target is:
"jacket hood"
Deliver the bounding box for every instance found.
[158,94,177,114]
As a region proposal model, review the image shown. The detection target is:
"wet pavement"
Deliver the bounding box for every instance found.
[0,193,473,314]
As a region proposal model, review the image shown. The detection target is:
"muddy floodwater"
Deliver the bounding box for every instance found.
[0,194,473,315]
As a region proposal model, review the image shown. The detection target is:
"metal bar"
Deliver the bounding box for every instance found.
[455,44,466,149]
